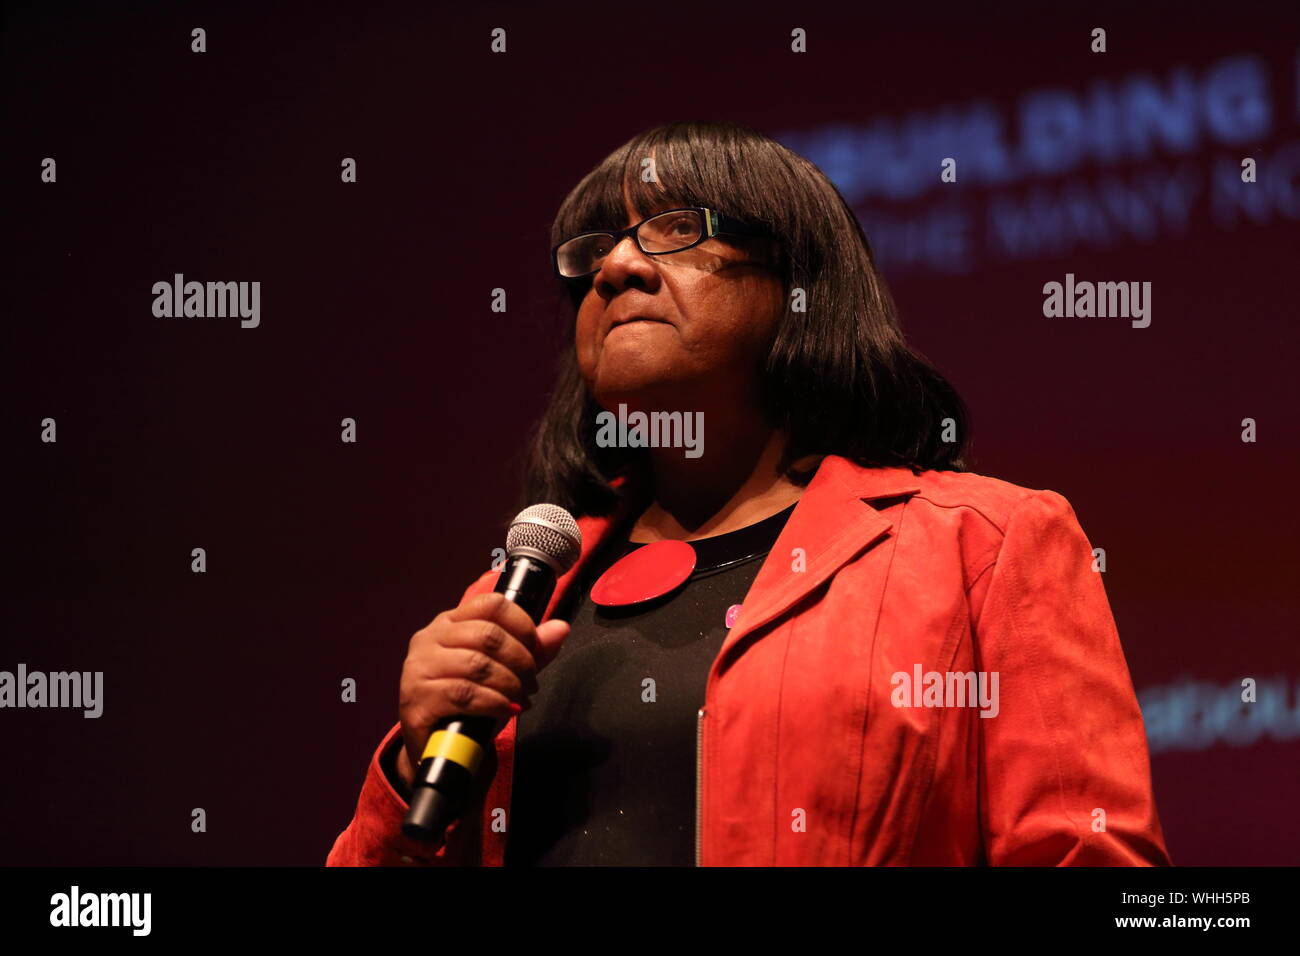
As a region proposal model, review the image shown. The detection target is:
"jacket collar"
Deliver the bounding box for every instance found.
[542,455,923,646]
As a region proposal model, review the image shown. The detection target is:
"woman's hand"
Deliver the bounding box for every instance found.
[395,591,570,789]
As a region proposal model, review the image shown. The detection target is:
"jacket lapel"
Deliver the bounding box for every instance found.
[716,456,922,665]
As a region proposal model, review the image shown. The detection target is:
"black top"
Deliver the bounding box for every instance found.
[504,503,797,866]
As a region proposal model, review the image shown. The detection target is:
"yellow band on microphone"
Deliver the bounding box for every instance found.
[420,730,484,773]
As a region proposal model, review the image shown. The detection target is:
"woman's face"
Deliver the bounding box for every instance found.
[574,200,785,414]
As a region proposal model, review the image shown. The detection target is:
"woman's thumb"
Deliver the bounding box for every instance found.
[534,619,571,668]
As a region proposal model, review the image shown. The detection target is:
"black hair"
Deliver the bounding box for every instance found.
[522,120,972,517]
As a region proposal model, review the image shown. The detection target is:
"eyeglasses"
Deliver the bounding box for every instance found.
[552,206,768,279]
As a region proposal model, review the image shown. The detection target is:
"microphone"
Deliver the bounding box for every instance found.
[401,503,582,844]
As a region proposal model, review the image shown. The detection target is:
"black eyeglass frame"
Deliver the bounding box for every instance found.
[551,206,769,279]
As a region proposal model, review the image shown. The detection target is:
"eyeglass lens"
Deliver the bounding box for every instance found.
[557,209,705,277]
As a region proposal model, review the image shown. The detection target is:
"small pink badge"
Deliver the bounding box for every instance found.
[725,604,742,628]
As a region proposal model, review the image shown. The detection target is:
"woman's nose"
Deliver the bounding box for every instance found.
[594,236,660,299]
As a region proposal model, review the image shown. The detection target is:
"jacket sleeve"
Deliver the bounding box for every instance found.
[325,721,486,866]
[325,570,502,867]
[970,490,1172,866]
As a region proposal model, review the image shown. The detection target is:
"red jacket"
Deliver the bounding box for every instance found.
[327,455,1171,866]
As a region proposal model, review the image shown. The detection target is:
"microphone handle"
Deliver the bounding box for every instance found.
[401,555,557,844]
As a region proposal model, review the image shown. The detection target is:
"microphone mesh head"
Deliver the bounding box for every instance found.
[505,504,583,574]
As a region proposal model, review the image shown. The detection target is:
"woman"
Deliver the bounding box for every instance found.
[327,121,1171,866]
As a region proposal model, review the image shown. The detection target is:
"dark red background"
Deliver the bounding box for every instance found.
[3,0,1297,865]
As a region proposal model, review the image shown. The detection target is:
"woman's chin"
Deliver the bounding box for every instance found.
[592,375,687,413]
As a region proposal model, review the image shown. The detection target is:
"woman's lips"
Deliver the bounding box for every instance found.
[608,316,671,332]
